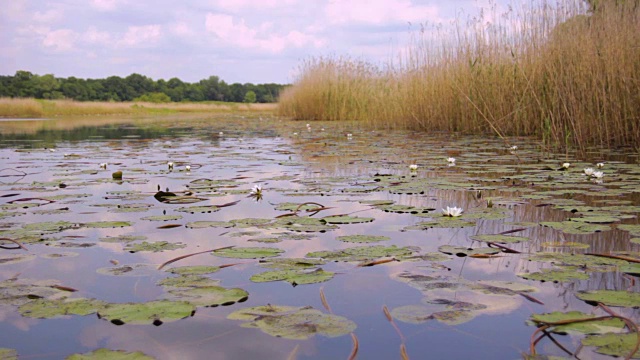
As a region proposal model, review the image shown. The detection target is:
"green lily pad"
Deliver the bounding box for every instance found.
[620,263,640,276]
[251,268,334,286]
[518,267,589,283]
[176,205,220,214]
[166,285,249,307]
[470,234,529,244]
[257,258,326,269]
[99,235,147,243]
[124,241,187,253]
[438,245,500,257]
[19,297,107,318]
[540,221,611,235]
[168,266,223,275]
[275,217,338,233]
[66,348,154,359]
[141,215,182,222]
[576,290,640,308]
[530,311,625,334]
[336,234,390,243]
[392,300,487,325]
[582,333,640,358]
[185,221,234,229]
[97,300,196,325]
[212,247,284,259]
[404,217,476,230]
[83,221,132,228]
[0,278,73,306]
[227,305,356,340]
[97,264,156,277]
[528,253,626,270]
[307,245,416,262]
[322,215,374,224]
[0,348,17,360]
[157,275,220,288]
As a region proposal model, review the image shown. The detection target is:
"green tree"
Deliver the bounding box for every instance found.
[243,90,257,103]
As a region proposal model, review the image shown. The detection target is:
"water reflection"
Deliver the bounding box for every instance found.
[0,116,639,359]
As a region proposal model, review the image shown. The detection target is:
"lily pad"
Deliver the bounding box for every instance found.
[124,241,187,253]
[518,267,589,283]
[97,300,195,325]
[185,221,234,229]
[19,297,106,318]
[66,348,154,359]
[321,215,374,224]
[404,217,476,230]
[97,264,156,277]
[0,348,17,360]
[470,234,529,244]
[576,290,640,308]
[0,254,36,265]
[336,234,390,243]
[251,268,334,286]
[168,266,223,275]
[582,333,640,358]
[530,311,625,334]
[166,285,249,307]
[99,235,147,243]
[227,305,356,340]
[257,258,326,269]
[176,205,220,214]
[212,247,284,259]
[307,245,416,262]
[140,215,182,222]
[83,221,132,229]
[438,245,500,257]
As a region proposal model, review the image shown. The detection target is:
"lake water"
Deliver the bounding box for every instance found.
[0,114,639,359]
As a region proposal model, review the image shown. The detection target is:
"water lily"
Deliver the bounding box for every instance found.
[592,171,604,179]
[583,168,594,176]
[447,157,456,163]
[249,184,262,196]
[219,132,224,136]
[167,162,174,170]
[562,162,570,169]
[409,164,418,171]
[442,206,463,217]
[509,145,518,151]
[596,162,605,168]
[347,133,353,138]
[100,163,107,169]
[185,165,191,172]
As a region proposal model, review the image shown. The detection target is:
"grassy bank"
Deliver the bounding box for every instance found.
[0,98,276,118]
[278,1,640,149]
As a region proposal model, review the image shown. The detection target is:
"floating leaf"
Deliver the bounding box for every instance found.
[519,267,589,283]
[582,333,640,358]
[307,245,416,262]
[404,217,476,230]
[257,258,326,269]
[83,221,132,228]
[97,264,156,277]
[470,234,529,244]
[251,268,334,286]
[0,348,17,360]
[97,300,195,325]
[166,285,249,307]
[322,215,374,224]
[576,290,640,308]
[100,235,147,243]
[185,221,234,229]
[168,266,223,275]
[212,247,284,259]
[529,311,625,334]
[19,297,106,318]
[124,241,187,253]
[0,254,36,266]
[176,205,220,214]
[540,221,611,235]
[66,348,154,359]
[336,235,390,243]
[228,305,356,340]
[141,215,182,222]
[438,245,500,257]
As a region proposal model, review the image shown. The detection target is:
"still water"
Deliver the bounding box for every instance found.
[0,114,639,359]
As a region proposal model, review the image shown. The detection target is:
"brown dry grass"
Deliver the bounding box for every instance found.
[278,1,640,150]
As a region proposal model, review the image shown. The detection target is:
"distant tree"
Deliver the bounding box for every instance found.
[243,90,257,103]
[134,92,171,103]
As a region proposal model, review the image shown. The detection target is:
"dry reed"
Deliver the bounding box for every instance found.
[278,0,640,150]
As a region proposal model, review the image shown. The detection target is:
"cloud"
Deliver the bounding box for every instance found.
[91,0,125,11]
[205,13,324,53]
[33,8,64,23]
[43,29,77,52]
[214,0,298,12]
[119,25,162,47]
[325,0,440,25]
[83,27,112,45]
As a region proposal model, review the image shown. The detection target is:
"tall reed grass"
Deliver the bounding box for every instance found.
[0,98,276,118]
[278,1,640,149]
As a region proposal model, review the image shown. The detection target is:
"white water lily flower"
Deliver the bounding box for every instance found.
[447,157,456,163]
[442,206,463,217]
[509,145,518,151]
[219,132,224,136]
[592,171,604,179]
[409,164,418,171]
[250,184,262,196]
[100,163,107,169]
[583,168,594,176]
[185,165,191,172]
[596,162,605,168]
[167,162,174,170]
[347,133,353,137]
[562,162,570,169]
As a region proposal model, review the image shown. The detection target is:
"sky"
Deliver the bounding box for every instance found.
[0,0,496,85]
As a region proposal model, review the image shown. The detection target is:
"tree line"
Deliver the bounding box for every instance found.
[0,71,287,103]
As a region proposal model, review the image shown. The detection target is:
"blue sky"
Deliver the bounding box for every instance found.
[0,0,497,84]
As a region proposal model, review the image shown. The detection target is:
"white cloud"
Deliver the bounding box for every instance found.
[33,9,63,23]
[170,22,194,37]
[91,0,124,11]
[43,29,77,52]
[325,0,440,25]
[215,0,297,12]
[119,25,162,47]
[205,13,324,53]
[83,27,112,45]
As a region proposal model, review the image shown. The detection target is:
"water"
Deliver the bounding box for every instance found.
[0,114,639,359]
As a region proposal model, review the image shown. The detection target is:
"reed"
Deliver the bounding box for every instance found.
[278,1,640,149]
[0,98,277,118]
